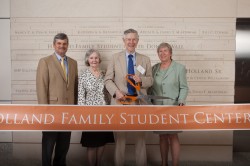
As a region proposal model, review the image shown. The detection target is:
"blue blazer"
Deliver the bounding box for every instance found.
[151,60,189,105]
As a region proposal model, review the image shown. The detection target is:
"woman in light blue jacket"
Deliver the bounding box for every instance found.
[150,42,188,166]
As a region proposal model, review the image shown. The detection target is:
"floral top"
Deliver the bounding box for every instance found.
[78,68,110,105]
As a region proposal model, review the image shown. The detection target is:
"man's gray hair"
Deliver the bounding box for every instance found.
[123,29,139,39]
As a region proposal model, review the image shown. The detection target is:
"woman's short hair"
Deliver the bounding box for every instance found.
[85,49,102,66]
[157,42,173,55]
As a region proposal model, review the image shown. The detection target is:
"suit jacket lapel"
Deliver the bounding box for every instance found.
[135,53,141,76]
[163,61,175,79]
[52,54,67,83]
[67,57,76,87]
[67,58,73,87]
[118,51,127,76]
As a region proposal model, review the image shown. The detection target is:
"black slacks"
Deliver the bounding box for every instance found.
[42,131,71,166]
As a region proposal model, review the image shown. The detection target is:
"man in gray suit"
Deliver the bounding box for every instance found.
[104,29,153,166]
[36,33,78,166]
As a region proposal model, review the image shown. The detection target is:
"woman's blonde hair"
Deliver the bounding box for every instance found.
[157,42,172,55]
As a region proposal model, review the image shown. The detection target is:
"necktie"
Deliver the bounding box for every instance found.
[127,54,136,95]
[61,57,67,81]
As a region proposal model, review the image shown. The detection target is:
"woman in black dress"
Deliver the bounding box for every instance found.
[78,49,114,166]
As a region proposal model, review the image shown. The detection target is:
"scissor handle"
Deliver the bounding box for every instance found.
[117,95,138,105]
[117,75,141,104]
[126,74,141,91]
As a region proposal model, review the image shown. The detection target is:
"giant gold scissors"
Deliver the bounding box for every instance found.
[118,74,174,105]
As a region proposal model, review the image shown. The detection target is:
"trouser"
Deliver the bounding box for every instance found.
[42,131,71,166]
[114,131,147,166]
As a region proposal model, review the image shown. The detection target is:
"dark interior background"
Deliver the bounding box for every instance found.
[234,18,250,152]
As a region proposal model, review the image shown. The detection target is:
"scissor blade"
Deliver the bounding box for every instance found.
[146,95,174,100]
[139,97,152,105]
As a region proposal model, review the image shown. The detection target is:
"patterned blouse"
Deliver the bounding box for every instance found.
[78,68,110,105]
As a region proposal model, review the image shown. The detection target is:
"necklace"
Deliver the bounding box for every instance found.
[90,67,100,78]
[160,60,171,70]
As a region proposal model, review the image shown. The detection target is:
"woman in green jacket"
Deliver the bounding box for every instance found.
[150,42,189,166]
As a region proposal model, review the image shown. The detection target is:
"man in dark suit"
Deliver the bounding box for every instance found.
[36,33,78,166]
[104,29,153,166]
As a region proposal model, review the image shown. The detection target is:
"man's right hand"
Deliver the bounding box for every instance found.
[115,90,126,100]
